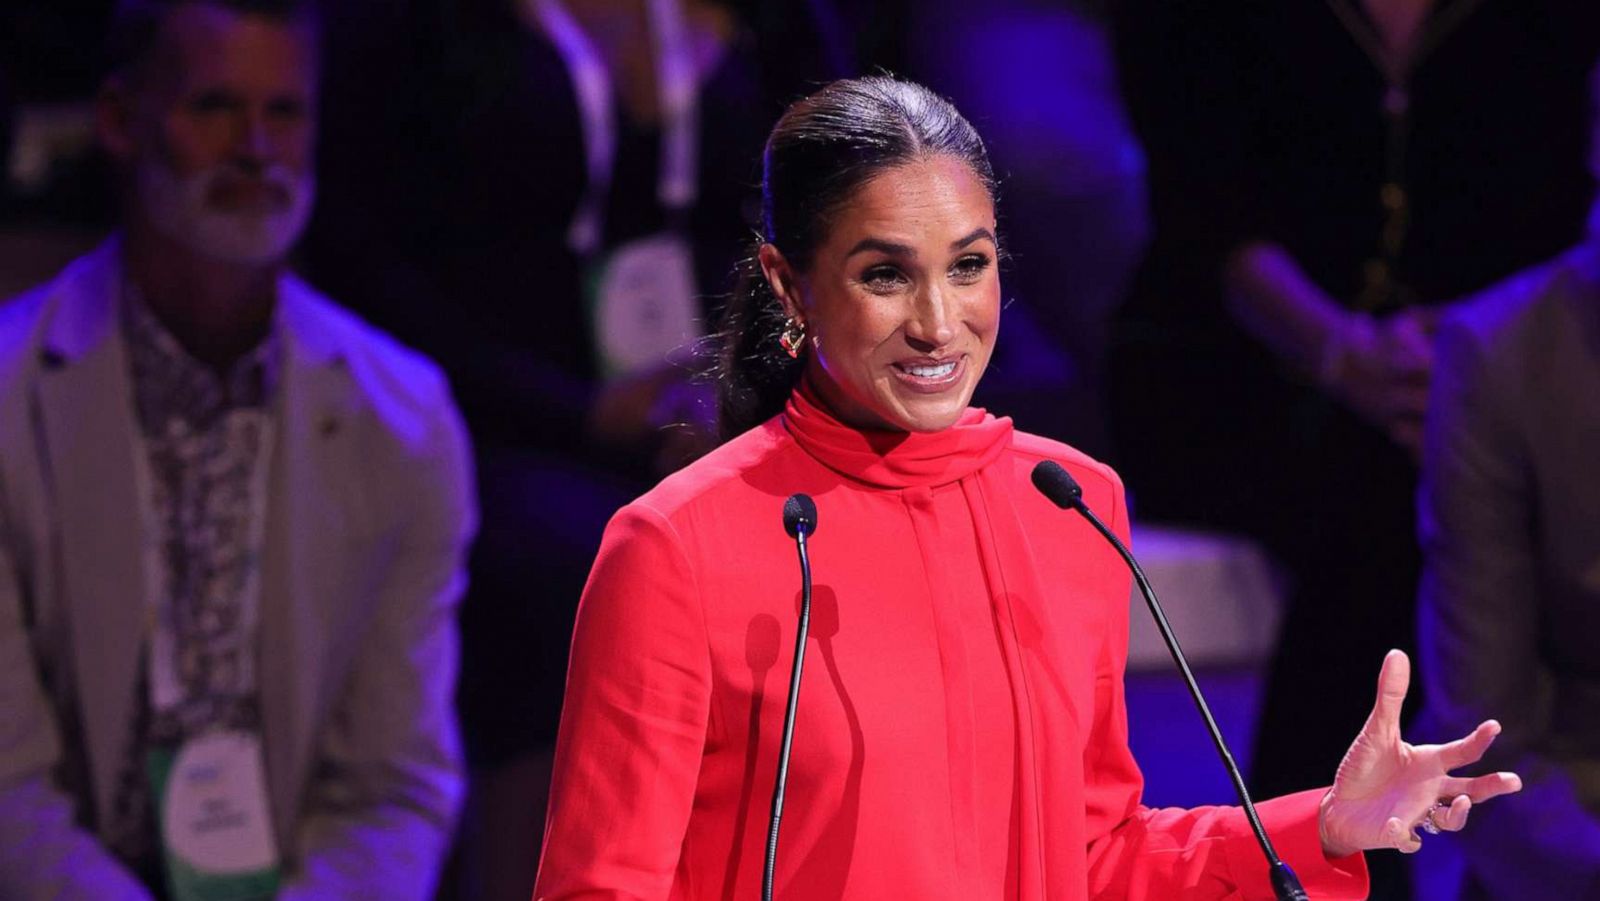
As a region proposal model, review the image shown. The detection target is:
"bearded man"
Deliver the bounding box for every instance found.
[0,2,475,898]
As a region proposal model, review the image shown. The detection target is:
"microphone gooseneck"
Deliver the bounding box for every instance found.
[765,493,817,901]
[1030,461,1310,901]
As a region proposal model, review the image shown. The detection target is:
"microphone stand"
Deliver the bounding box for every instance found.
[1033,462,1310,901]
[764,518,813,901]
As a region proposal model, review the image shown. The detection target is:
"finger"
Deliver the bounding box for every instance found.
[1388,361,1433,384]
[1381,350,1432,380]
[1399,383,1431,415]
[1382,383,1431,418]
[1439,794,1472,832]
[1368,649,1410,738]
[1388,332,1434,371]
[1397,318,1437,366]
[1410,305,1444,335]
[1437,719,1502,769]
[1386,815,1422,854]
[1441,771,1524,804]
[1377,313,1434,366]
[1388,421,1424,461]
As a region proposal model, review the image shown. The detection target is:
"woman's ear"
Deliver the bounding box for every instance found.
[757,243,804,323]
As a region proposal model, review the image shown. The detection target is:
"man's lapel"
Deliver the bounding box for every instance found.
[257,283,363,849]
[35,241,147,828]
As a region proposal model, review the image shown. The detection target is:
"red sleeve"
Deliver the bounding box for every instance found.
[1081,466,1369,899]
[534,503,711,900]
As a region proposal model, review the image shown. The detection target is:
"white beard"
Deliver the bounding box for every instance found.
[137,159,316,265]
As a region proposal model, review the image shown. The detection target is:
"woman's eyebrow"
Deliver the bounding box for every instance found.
[951,227,996,250]
[844,228,996,260]
[845,237,915,259]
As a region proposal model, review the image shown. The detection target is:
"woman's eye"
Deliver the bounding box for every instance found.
[950,254,992,283]
[861,266,908,291]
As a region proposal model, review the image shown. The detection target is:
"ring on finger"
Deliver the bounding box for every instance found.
[1419,801,1448,836]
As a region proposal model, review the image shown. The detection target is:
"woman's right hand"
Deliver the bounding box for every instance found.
[1318,650,1522,858]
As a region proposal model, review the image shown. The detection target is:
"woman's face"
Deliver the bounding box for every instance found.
[767,154,1001,433]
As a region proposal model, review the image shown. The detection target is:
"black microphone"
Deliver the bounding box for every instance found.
[1031,461,1311,901]
[782,494,818,539]
[765,494,818,901]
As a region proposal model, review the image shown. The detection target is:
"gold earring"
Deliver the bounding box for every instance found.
[779,318,807,359]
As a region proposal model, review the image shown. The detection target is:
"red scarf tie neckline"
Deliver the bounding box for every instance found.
[781,383,1014,489]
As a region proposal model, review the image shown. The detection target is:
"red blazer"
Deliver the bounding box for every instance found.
[535,389,1367,899]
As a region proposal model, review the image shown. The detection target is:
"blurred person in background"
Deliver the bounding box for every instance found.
[0,1,474,897]
[1113,5,1600,895]
[0,0,119,230]
[302,0,776,896]
[1412,62,1600,899]
[0,1,120,297]
[905,0,1147,459]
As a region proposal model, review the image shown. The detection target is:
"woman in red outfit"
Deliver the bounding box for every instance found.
[533,77,1520,900]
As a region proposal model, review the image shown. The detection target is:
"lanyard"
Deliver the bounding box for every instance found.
[521,0,702,256]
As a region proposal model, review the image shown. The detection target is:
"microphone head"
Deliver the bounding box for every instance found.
[1031,460,1084,510]
[782,493,818,538]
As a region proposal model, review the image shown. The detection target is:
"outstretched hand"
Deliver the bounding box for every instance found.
[1317,649,1522,858]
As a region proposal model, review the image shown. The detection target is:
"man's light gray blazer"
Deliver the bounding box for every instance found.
[0,239,476,900]
[1418,242,1600,898]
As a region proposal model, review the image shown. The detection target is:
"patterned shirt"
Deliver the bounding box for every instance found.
[106,287,281,876]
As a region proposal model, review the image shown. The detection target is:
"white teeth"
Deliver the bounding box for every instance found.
[904,361,956,378]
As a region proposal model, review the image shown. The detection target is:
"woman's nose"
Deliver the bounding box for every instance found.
[905,286,956,348]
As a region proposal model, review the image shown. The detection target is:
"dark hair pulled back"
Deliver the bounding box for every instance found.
[714,76,998,439]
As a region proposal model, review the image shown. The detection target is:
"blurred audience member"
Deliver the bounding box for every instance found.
[0,2,119,297]
[302,1,770,896]
[1115,6,1600,895]
[906,0,1146,457]
[0,1,473,898]
[0,0,119,227]
[1414,115,1600,897]
[1115,0,1600,796]
[728,0,913,118]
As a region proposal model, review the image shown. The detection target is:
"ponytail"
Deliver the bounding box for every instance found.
[714,247,803,440]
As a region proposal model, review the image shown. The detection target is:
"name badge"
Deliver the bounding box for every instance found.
[589,232,700,377]
[148,731,281,901]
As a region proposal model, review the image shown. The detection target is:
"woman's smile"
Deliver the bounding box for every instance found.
[890,355,966,392]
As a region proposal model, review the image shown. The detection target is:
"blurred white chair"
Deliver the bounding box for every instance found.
[1125,524,1285,671]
